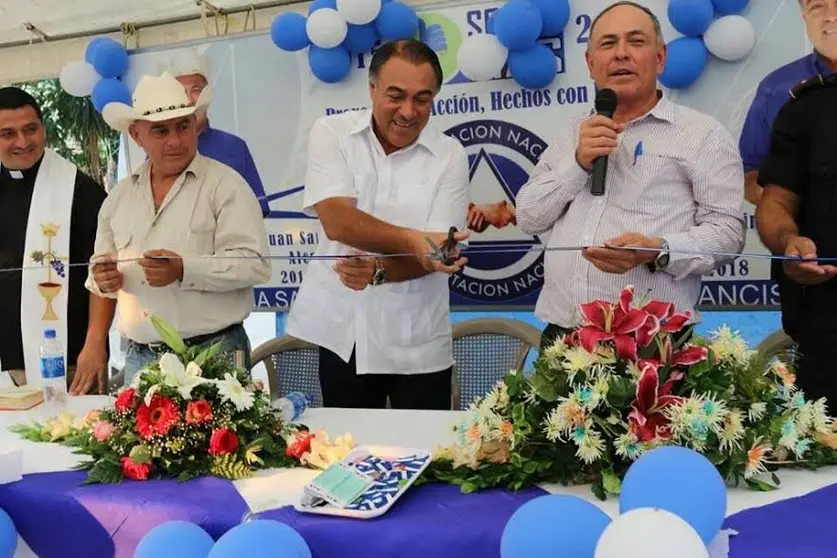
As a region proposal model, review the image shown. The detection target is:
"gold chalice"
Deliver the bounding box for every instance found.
[38,282,62,321]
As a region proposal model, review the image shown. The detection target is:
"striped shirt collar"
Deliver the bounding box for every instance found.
[588,89,674,124]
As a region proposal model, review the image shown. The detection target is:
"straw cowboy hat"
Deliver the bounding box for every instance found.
[102,71,212,133]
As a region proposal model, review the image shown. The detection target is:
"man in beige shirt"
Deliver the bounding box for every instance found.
[74,72,269,388]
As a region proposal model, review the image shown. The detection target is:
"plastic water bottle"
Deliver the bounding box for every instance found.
[273,392,311,422]
[40,329,67,407]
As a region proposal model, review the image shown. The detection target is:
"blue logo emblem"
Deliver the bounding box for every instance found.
[444,120,547,306]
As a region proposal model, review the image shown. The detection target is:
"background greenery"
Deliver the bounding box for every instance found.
[17,78,119,188]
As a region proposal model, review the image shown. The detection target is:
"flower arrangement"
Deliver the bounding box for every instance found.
[425,286,837,499]
[12,316,323,483]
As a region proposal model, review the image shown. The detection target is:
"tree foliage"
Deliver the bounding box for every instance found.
[18,78,119,187]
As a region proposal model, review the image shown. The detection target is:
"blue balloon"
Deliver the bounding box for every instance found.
[500,494,612,557]
[0,508,17,558]
[659,36,708,89]
[84,37,112,66]
[668,0,714,37]
[209,520,311,558]
[135,521,214,558]
[712,0,749,15]
[344,23,379,53]
[309,46,352,83]
[308,0,336,13]
[271,13,310,51]
[91,78,132,113]
[91,39,128,79]
[375,2,419,41]
[620,446,727,545]
[530,0,570,38]
[508,43,557,90]
[493,0,542,51]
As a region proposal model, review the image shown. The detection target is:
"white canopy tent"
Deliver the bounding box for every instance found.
[0,0,439,85]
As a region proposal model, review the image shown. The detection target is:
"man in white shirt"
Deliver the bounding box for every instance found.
[287,39,470,410]
[79,72,269,386]
[516,1,745,349]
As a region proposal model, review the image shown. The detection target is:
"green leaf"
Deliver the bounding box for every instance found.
[512,403,525,424]
[148,314,187,354]
[194,342,221,367]
[529,373,560,402]
[129,445,152,464]
[591,479,607,501]
[522,461,538,474]
[771,472,781,486]
[83,459,123,485]
[602,468,622,495]
[461,482,478,494]
[745,478,779,492]
[510,453,523,468]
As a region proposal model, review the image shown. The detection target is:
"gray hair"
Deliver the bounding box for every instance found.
[587,1,665,50]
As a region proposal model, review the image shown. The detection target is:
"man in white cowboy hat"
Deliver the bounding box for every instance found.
[166,49,269,217]
[77,71,270,387]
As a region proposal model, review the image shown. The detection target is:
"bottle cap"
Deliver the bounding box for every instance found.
[44,329,56,339]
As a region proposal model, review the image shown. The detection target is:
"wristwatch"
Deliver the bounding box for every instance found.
[646,239,670,273]
[371,258,386,286]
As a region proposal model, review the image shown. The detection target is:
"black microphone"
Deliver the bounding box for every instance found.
[590,88,618,197]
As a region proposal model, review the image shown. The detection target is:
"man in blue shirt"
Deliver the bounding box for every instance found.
[739,0,836,341]
[173,55,270,217]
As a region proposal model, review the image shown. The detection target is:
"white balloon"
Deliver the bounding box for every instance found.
[336,0,381,25]
[59,60,100,97]
[457,34,508,82]
[306,8,348,49]
[703,15,756,62]
[595,508,709,558]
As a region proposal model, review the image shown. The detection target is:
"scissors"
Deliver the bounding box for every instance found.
[425,226,461,266]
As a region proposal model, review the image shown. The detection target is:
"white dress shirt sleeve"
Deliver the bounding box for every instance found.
[663,124,746,280]
[425,141,469,233]
[84,194,117,299]
[302,117,355,217]
[180,173,271,292]
[515,119,591,235]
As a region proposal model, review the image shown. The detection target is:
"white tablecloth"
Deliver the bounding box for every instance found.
[3,396,837,556]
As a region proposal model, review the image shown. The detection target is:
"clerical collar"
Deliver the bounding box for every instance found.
[1,154,44,182]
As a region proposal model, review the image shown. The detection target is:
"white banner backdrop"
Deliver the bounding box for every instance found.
[116,0,809,311]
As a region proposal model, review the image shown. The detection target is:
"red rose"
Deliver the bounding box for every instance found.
[209,428,240,455]
[136,395,180,439]
[121,456,152,480]
[115,388,137,412]
[286,431,314,459]
[185,400,213,424]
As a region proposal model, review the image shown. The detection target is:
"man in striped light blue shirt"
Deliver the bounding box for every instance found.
[516,1,746,348]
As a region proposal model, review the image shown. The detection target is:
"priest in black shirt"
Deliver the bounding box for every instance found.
[0,87,112,394]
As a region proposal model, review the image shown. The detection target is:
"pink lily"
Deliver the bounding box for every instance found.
[659,335,709,368]
[627,360,684,442]
[636,300,692,346]
[578,286,648,360]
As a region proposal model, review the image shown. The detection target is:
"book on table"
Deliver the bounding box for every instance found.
[0,387,44,410]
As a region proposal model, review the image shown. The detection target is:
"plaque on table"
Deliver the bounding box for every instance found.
[296,445,431,519]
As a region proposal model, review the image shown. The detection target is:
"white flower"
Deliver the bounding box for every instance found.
[719,410,745,452]
[748,402,767,423]
[709,325,755,365]
[158,353,206,400]
[562,347,601,381]
[543,398,587,441]
[143,384,159,407]
[810,399,833,433]
[215,372,254,411]
[575,431,605,464]
[614,432,643,460]
[542,339,567,364]
[779,417,799,451]
[482,381,509,411]
[745,438,772,479]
